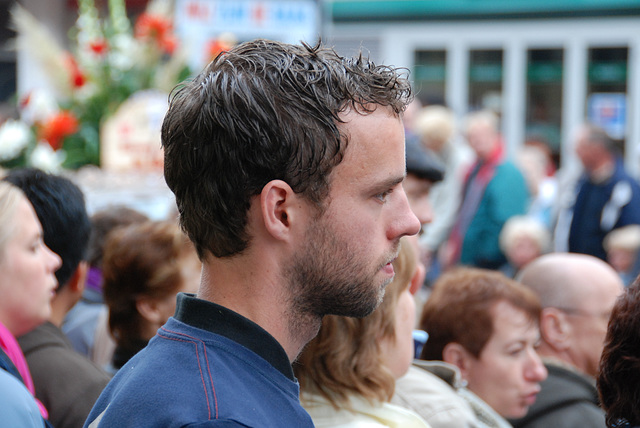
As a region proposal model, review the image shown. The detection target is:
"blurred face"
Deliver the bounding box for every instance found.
[574,129,603,173]
[607,248,636,273]
[423,136,447,153]
[403,174,434,227]
[463,301,547,418]
[380,287,416,379]
[403,174,434,284]
[0,198,61,337]
[507,236,541,269]
[288,107,421,319]
[466,120,498,160]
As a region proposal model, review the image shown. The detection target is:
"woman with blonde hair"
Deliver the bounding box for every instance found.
[0,181,61,426]
[603,224,640,286]
[294,237,429,427]
[498,215,551,278]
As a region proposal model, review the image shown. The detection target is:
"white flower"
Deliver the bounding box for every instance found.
[73,81,99,103]
[0,119,31,161]
[20,89,59,125]
[109,34,137,71]
[28,142,66,172]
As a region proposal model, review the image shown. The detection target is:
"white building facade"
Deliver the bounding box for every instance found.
[324,0,640,173]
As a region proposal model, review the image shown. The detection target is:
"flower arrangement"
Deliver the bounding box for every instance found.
[1,0,194,171]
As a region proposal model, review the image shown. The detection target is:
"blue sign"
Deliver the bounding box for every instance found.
[587,93,626,139]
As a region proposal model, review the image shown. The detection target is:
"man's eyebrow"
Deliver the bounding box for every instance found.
[369,174,406,192]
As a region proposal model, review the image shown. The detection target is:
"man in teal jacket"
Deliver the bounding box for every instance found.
[445,110,529,269]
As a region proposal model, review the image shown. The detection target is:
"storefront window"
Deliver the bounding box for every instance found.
[0,2,16,104]
[414,50,446,105]
[526,48,563,167]
[586,47,628,145]
[468,49,503,113]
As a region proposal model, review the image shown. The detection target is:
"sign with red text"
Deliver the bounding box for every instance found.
[100,91,168,172]
[175,0,319,70]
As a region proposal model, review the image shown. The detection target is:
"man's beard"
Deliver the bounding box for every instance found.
[286,217,398,321]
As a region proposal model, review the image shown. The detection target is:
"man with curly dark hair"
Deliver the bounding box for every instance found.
[598,279,640,428]
[86,39,420,427]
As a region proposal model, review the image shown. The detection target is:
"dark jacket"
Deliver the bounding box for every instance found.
[569,157,640,261]
[18,321,111,428]
[510,362,605,428]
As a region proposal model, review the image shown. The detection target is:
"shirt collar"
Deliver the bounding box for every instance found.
[173,293,295,381]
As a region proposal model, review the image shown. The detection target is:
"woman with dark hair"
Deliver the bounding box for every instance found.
[598,279,640,428]
[294,238,429,427]
[103,220,200,372]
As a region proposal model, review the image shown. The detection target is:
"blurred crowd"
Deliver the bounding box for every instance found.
[1,39,640,428]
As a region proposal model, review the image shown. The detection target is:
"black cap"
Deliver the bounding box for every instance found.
[405,136,445,182]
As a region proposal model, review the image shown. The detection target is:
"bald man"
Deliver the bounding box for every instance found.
[510,253,623,428]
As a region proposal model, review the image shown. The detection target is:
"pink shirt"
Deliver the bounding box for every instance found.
[0,321,48,419]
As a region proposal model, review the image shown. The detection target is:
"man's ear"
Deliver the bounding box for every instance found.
[260,180,299,242]
[442,342,472,380]
[540,307,571,351]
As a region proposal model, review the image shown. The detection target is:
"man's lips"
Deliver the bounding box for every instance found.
[381,255,397,276]
[382,262,394,275]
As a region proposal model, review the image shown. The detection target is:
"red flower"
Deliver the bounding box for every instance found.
[64,53,86,88]
[89,39,109,56]
[160,34,177,55]
[38,111,79,151]
[19,92,32,110]
[206,38,233,60]
[135,13,176,54]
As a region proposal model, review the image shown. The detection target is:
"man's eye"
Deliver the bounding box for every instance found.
[375,190,392,202]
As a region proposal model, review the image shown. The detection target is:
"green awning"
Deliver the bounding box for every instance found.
[329,0,640,22]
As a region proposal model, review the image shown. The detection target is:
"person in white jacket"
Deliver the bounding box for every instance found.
[295,238,430,428]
